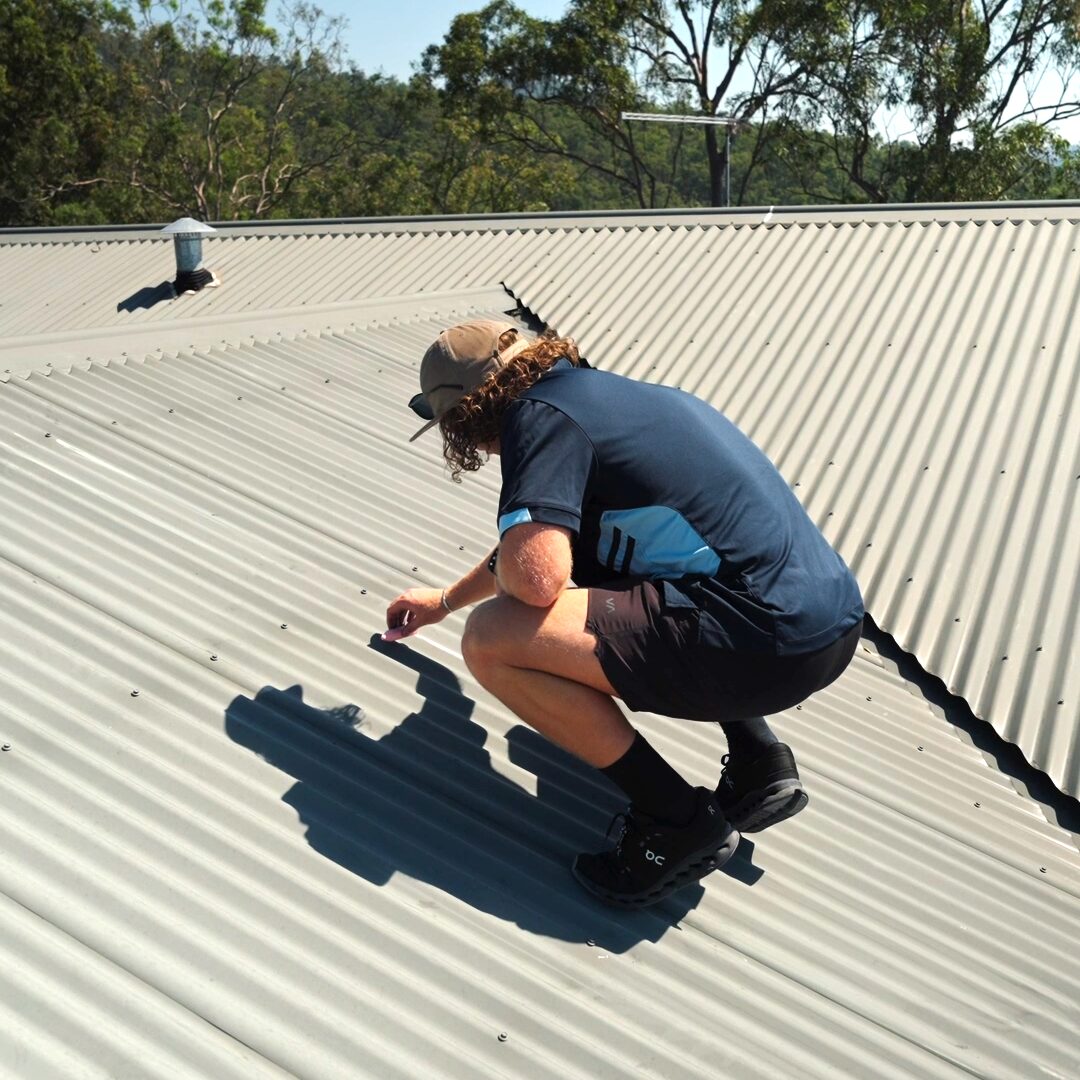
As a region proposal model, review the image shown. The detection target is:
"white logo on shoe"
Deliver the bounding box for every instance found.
[645,849,665,865]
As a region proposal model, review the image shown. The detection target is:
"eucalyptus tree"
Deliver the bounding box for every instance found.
[798,0,1080,201]
[426,1,847,208]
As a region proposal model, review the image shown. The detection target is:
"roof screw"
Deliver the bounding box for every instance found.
[1040,867,1047,873]
[459,545,465,551]
[280,623,288,630]
[44,432,51,438]
[1,744,10,752]
[497,1033,508,1043]
[974,802,980,808]
[168,408,175,414]
[917,745,924,751]
[586,939,595,946]
[412,566,418,572]
[131,689,140,697]
[360,588,367,595]
[210,654,218,661]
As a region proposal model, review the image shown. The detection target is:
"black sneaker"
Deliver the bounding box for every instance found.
[715,743,808,833]
[571,787,739,908]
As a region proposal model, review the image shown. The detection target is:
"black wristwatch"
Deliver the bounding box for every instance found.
[487,547,499,574]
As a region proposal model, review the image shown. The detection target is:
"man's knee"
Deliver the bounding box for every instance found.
[461,597,506,674]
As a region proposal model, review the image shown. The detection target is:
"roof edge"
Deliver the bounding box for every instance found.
[861,616,1080,842]
[4,199,1080,243]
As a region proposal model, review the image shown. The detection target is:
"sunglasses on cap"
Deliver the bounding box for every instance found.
[408,382,465,421]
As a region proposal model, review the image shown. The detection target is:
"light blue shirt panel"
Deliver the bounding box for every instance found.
[599,506,722,578]
[498,507,534,535]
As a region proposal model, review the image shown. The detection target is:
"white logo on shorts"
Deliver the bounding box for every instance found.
[605,597,616,614]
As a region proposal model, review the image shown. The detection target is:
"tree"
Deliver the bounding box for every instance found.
[0,0,139,225]
[795,0,1080,202]
[425,1,847,208]
[123,0,356,219]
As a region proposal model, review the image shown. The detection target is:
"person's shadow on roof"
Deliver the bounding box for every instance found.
[224,636,761,953]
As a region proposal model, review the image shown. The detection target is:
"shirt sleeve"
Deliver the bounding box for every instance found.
[497,399,596,537]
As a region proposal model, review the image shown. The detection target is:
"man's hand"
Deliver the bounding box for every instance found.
[383,588,448,642]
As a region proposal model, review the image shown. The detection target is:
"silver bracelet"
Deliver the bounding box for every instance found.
[440,589,454,613]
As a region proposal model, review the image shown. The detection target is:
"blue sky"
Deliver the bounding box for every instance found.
[325,1,569,78]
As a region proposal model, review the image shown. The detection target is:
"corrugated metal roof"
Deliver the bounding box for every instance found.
[0,231,515,336]
[1,212,1077,796]
[2,197,1079,243]
[1,318,1077,1078]
[2,211,1078,798]
[9,207,1078,339]
[0,285,514,382]
[503,218,1080,798]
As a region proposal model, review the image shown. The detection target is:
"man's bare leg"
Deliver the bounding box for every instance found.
[460,588,635,767]
[462,587,739,906]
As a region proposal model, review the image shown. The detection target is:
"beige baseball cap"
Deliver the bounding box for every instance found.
[408,319,531,441]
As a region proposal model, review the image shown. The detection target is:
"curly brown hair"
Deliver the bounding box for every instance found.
[439,329,581,481]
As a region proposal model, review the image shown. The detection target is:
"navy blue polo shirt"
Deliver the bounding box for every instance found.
[496,361,864,655]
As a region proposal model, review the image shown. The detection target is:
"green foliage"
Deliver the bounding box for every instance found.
[0,0,138,225]
[424,1,853,207]
[804,0,1080,201]
[2,0,1079,226]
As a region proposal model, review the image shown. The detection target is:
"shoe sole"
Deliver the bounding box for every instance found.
[727,782,808,833]
[571,826,741,909]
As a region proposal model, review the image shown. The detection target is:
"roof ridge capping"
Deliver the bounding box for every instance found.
[5,199,1080,244]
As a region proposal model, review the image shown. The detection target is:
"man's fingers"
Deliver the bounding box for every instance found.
[383,588,443,640]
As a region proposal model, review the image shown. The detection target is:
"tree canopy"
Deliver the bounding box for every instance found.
[2,0,1079,226]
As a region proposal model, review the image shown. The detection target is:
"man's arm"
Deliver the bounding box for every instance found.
[497,523,573,607]
[384,547,498,641]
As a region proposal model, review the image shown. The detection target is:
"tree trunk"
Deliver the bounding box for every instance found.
[704,125,726,206]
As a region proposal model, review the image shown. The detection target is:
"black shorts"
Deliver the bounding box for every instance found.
[585,580,862,722]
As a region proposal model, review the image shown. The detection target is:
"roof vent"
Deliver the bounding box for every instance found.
[161,218,219,294]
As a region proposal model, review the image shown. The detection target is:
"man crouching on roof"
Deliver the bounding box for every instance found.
[384,320,864,908]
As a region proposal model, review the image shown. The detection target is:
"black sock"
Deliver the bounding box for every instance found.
[719,717,779,760]
[601,731,697,825]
